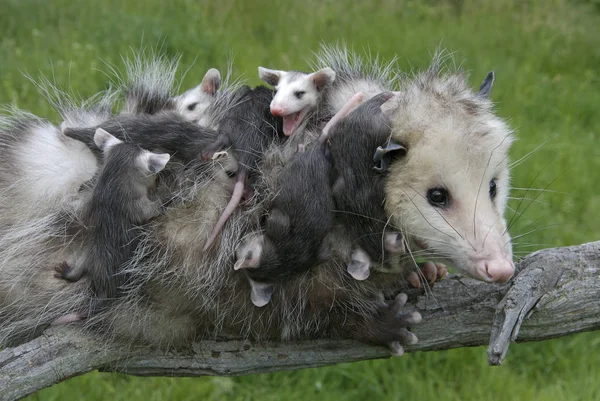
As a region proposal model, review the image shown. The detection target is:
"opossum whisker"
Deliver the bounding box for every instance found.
[508,140,548,169]
[473,133,510,244]
[505,224,561,246]
[506,166,567,233]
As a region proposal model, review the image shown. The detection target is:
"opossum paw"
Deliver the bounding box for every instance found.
[347,248,371,280]
[54,261,77,282]
[407,262,448,289]
[365,293,421,353]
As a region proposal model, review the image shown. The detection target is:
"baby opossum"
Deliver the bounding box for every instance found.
[55,128,170,314]
[232,94,366,307]
[258,66,336,136]
[62,111,219,165]
[327,92,406,280]
[202,85,284,250]
[119,51,222,124]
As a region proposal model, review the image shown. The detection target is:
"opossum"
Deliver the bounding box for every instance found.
[0,49,515,356]
[202,85,284,250]
[117,51,225,125]
[325,92,407,281]
[55,128,170,316]
[62,111,220,165]
[232,93,366,307]
[258,66,336,136]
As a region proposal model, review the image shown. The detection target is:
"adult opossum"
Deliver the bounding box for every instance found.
[0,50,515,357]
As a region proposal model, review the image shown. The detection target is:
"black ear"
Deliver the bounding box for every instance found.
[477,71,495,98]
[373,139,407,173]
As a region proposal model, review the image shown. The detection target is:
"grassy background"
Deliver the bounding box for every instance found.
[1,0,599,399]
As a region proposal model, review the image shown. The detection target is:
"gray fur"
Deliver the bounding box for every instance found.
[0,48,513,354]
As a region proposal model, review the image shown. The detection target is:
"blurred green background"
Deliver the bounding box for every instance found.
[1,0,599,399]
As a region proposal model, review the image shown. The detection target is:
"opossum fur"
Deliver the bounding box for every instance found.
[0,52,513,352]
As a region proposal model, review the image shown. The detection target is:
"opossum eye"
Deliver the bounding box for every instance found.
[273,89,278,95]
[489,179,497,200]
[187,102,199,111]
[294,91,306,99]
[427,188,450,208]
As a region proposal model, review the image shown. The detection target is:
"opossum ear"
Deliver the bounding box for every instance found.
[347,248,371,281]
[201,68,221,96]
[373,139,407,173]
[248,278,273,307]
[139,152,171,174]
[234,236,263,270]
[258,67,284,86]
[93,128,122,152]
[477,71,495,98]
[309,67,336,92]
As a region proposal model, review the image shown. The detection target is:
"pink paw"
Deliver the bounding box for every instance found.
[407,262,448,289]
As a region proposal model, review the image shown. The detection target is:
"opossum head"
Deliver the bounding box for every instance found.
[258,67,336,136]
[94,128,170,200]
[174,68,221,125]
[383,69,515,283]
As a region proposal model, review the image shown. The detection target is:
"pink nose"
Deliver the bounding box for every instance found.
[270,106,285,117]
[479,259,515,283]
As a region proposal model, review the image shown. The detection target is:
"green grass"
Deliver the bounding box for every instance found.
[1,0,599,399]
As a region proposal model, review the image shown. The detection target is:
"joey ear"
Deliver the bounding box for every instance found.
[248,278,273,307]
[258,67,284,86]
[373,139,407,173]
[309,67,336,92]
[476,71,495,98]
[201,68,221,96]
[93,128,122,152]
[141,152,171,174]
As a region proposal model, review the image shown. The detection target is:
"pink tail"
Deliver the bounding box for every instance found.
[322,92,365,138]
[203,172,247,251]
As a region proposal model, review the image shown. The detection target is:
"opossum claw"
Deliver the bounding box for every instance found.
[373,140,406,173]
[384,232,406,253]
[248,278,273,307]
[347,248,371,280]
[408,262,449,289]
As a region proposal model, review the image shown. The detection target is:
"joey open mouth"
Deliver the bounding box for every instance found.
[282,108,309,136]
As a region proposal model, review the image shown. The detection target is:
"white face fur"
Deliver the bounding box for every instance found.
[384,72,515,283]
[258,67,336,136]
[174,68,221,126]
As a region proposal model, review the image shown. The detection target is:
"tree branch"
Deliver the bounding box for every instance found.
[1,241,599,401]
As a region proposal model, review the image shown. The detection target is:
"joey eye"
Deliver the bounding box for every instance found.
[489,179,497,200]
[294,90,306,99]
[427,187,450,208]
[273,88,278,95]
[187,102,198,111]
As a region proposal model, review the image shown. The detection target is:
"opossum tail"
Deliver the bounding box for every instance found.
[203,170,247,251]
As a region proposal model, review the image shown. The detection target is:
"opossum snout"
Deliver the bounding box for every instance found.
[473,257,515,283]
[270,106,285,117]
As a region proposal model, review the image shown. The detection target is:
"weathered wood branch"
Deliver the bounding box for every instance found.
[1,241,599,401]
